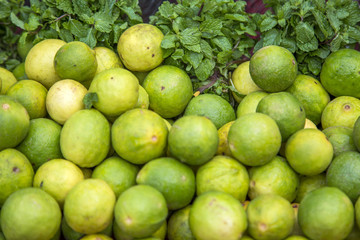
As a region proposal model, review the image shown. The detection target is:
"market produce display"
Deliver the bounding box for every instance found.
[0,0,360,240]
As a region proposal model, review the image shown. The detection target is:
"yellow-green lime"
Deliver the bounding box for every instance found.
[231,61,262,102]
[0,95,30,150]
[7,79,48,119]
[92,156,139,198]
[256,92,306,141]
[136,157,195,210]
[46,79,88,124]
[295,174,326,203]
[143,65,193,118]
[326,151,360,202]
[298,187,354,240]
[247,194,295,240]
[0,67,17,94]
[167,206,195,240]
[236,91,268,118]
[249,45,298,92]
[168,115,219,165]
[285,129,333,175]
[228,113,281,166]
[80,235,112,240]
[184,93,236,129]
[0,187,61,240]
[0,149,34,207]
[216,121,234,156]
[111,108,168,165]
[88,68,139,117]
[248,156,299,202]
[304,118,317,129]
[321,96,360,129]
[286,74,330,125]
[320,49,360,98]
[196,155,249,202]
[94,46,123,75]
[64,179,116,234]
[16,118,62,170]
[33,159,84,208]
[134,85,150,109]
[117,23,164,72]
[12,62,28,80]
[323,126,356,157]
[25,39,66,89]
[60,109,110,168]
[114,185,168,238]
[54,41,97,83]
[354,117,360,152]
[113,219,166,240]
[189,191,247,240]
[284,236,308,240]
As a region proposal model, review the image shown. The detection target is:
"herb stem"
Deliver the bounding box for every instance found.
[197,70,219,93]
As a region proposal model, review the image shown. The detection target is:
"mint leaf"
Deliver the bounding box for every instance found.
[69,19,88,38]
[200,40,213,59]
[10,12,25,29]
[195,58,216,81]
[56,0,73,14]
[80,27,97,48]
[161,34,178,49]
[212,36,232,51]
[200,19,223,38]
[158,1,175,20]
[263,28,281,46]
[24,12,41,31]
[94,11,113,33]
[184,51,203,69]
[260,17,277,32]
[83,92,98,109]
[296,22,318,52]
[171,49,184,60]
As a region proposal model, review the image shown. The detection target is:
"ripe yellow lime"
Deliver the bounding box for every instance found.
[304,118,317,129]
[33,159,84,208]
[94,46,123,75]
[46,79,88,125]
[320,49,360,98]
[25,39,66,89]
[88,68,139,117]
[0,67,17,94]
[250,45,298,92]
[7,80,48,119]
[216,121,234,156]
[54,41,97,83]
[117,23,164,72]
[231,61,262,102]
[134,85,150,109]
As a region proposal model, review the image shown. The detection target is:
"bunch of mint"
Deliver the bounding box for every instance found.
[254,0,360,76]
[150,0,258,101]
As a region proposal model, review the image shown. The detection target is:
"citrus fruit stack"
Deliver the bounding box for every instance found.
[1,22,360,240]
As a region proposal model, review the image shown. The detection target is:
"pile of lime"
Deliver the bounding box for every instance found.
[1,23,360,240]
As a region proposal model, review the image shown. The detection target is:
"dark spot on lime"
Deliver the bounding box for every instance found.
[12,167,19,173]
[292,203,299,208]
[314,81,318,84]
[40,181,44,188]
[111,77,114,80]
[344,105,351,110]
[292,59,296,65]
[300,107,303,112]
[161,86,165,91]
[152,54,155,57]
[250,180,256,187]
[147,47,150,49]
[73,64,76,67]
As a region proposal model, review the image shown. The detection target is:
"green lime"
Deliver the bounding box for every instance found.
[136,157,195,210]
[236,91,269,118]
[1,188,61,240]
[92,156,139,198]
[0,149,34,207]
[0,67,17,94]
[326,151,360,202]
[60,109,110,168]
[25,39,66,89]
[54,41,97,82]
[80,234,113,240]
[12,62,28,80]
[295,174,326,203]
[94,46,123,75]
[323,126,356,157]
[114,185,168,239]
[143,65,193,118]
[88,68,139,117]
[33,159,84,208]
[247,194,295,240]
[257,92,306,141]
[321,96,360,129]
[167,205,195,240]
[320,48,360,98]
[189,191,247,240]
[0,95,30,151]
[248,156,299,202]
[113,219,166,240]
[284,236,308,240]
[112,108,168,165]
[249,45,298,92]
[228,113,281,166]
[184,93,236,129]
[117,23,164,72]
[285,129,333,175]
[7,79,48,119]
[216,121,234,156]
[64,179,115,234]
[196,155,249,202]
[286,74,330,125]
[168,115,219,165]
[298,187,354,240]
[353,116,360,152]
[16,118,62,170]
[46,79,88,125]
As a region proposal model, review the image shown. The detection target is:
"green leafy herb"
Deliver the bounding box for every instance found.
[150,0,257,102]
[255,0,360,76]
